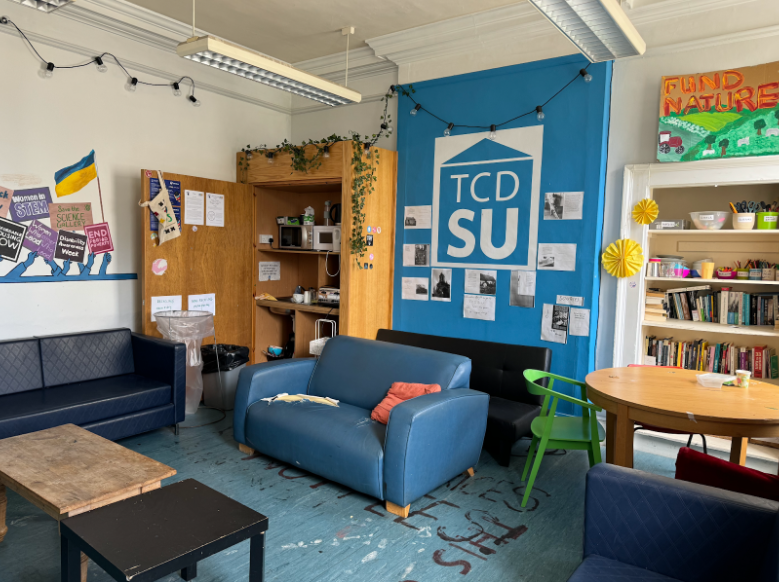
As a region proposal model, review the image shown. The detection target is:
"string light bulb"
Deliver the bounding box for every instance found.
[364,142,371,156]
[536,106,545,121]
[389,85,397,96]
[267,152,275,164]
[488,125,497,141]
[381,122,393,134]
[323,146,330,159]
[40,62,54,79]
[444,123,454,137]
[245,151,253,160]
[172,82,182,96]
[410,104,421,116]
[127,77,138,92]
[580,68,593,83]
[188,95,201,107]
[95,56,107,73]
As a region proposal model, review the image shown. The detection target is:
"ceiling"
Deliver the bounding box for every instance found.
[124,0,524,63]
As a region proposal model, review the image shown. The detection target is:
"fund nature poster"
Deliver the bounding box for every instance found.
[658,61,779,162]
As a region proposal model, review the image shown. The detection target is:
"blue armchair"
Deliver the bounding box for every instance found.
[569,463,779,582]
[233,336,489,517]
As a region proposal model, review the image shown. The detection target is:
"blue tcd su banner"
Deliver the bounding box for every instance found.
[432,126,543,271]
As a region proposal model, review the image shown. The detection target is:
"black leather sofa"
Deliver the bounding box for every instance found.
[0,328,185,441]
[376,329,551,466]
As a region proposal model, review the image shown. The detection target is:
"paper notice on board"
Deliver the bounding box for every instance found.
[150,295,182,322]
[404,206,431,229]
[184,190,204,225]
[464,269,497,295]
[569,308,590,337]
[206,193,224,227]
[510,270,535,308]
[431,268,452,302]
[259,261,280,281]
[538,243,576,271]
[544,192,583,220]
[403,243,430,267]
[541,303,568,344]
[402,277,429,300]
[464,295,495,321]
[188,293,215,315]
[557,295,584,306]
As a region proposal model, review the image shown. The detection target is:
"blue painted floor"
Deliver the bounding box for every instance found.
[0,411,706,582]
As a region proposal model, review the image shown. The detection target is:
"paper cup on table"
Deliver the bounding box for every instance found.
[736,369,751,388]
[699,262,715,279]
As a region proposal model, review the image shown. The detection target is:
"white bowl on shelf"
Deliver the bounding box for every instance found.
[690,211,728,230]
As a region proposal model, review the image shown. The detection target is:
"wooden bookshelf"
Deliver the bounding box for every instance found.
[642,319,779,338]
[646,277,779,286]
[648,229,779,236]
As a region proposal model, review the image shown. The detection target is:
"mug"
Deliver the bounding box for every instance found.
[292,293,304,304]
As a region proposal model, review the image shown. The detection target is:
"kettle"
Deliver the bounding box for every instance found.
[328,203,342,225]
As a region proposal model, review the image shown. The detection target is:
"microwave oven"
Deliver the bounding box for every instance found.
[279,224,313,250]
[313,225,341,251]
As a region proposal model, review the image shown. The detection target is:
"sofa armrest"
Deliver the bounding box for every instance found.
[584,463,779,582]
[131,333,186,423]
[383,388,489,507]
[233,358,317,445]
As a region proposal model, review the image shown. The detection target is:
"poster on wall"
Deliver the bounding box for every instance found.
[0,217,27,262]
[464,269,497,295]
[404,205,431,229]
[402,277,429,300]
[403,244,430,267]
[463,295,495,321]
[537,243,576,271]
[432,126,543,271]
[431,268,452,302]
[510,270,535,308]
[658,61,779,162]
[541,303,568,344]
[543,192,583,220]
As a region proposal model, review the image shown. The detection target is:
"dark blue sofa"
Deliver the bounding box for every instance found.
[0,328,185,441]
[233,336,489,515]
[570,463,779,581]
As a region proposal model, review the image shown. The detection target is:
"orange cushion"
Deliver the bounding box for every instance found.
[371,382,441,424]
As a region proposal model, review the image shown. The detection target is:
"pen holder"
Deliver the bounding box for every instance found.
[749,268,762,280]
[736,268,749,279]
[717,269,736,279]
[732,213,755,230]
[763,267,776,281]
[757,212,778,230]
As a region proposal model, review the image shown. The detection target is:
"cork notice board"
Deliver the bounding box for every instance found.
[140,170,254,350]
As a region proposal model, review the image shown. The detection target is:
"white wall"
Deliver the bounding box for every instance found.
[0,3,290,340]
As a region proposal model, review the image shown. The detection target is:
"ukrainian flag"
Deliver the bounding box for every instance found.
[55,150,97,197]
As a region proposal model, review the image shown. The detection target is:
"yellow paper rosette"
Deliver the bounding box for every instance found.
[602,239,644,278]
[632,199,659,225]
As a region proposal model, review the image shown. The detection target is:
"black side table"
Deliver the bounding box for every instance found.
[60,479,268,582]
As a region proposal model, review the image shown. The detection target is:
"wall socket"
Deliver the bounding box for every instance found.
[259,234,273,244]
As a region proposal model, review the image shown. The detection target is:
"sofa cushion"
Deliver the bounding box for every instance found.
[371,382,441,424]
[0,374,171,439]
[245,399,386,499]
[569,556,681,582]
[486,397,540,442]
[0,339,43,396]
[40,328,134,387]
[309,336,471,410]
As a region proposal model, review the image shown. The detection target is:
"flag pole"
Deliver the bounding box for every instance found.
[93,150,106,222]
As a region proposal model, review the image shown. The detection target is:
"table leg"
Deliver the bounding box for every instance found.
[0,484,7,542]
[180,562,198,581]
[730,437,748,465]
[249,532,265,582]
[60,535,81,582]
[81,553,88,582]
[605,412,616,464]
[613,404,634,468]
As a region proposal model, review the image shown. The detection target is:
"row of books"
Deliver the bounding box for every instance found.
[644,335,779,378]
[646,286,779,328]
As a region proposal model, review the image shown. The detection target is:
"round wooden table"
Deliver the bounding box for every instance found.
[586,367,779,468]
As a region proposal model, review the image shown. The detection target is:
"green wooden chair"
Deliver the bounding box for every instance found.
[520,369,605,507]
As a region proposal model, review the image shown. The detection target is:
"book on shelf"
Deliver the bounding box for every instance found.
[644,335,778,378]
[651,286,779,329]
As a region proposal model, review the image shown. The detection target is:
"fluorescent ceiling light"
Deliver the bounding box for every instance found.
[8,0,74,12]
[177,36,361,106]
[528,0,646,62]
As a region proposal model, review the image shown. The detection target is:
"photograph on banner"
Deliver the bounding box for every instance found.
[54,230,88,263]
[48,202,94,232]
[464,294,495,321]
[402,277,429,300]
[151,295,182,322]
[403,243,430,267]
[431,268,452,302]
[0,217,27,262]
[188,293,216,315]
[541,303,568,344]
[537,243,576,271]
[464,269,497,295]
[10,187,52,222]
[404,205,431,229]
[510,270,535,308]
[184,190,205,225]
[206,192,224,227]
[0,185,12,219]
[23,220,57,261]
[543,192,583,220]
[570,308,590,337]
[259,261,280,281]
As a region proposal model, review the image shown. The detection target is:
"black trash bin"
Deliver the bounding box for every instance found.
[200,345,250,410]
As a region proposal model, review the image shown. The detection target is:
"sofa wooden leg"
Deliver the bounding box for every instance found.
[238,443,255,455]
[463,467,475,477]
[385,501,410,518]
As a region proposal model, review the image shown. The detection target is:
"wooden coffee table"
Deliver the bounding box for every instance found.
[0,424,176,582]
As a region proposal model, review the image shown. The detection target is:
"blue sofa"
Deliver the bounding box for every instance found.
[0,328,186,441]
[233,336,489,515]
[570,463,779,581]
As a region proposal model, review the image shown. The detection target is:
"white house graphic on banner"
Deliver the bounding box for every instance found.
[432,125,543,271]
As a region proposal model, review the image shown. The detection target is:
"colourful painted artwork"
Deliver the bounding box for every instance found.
[0,217,27,262]
[84,222,113,255]
[48,202,94,232]
[10,187,52,222]
[23,220,58,261]
[0,185,12,219]
[658,61,779,162]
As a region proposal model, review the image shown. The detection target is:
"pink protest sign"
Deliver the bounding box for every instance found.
[84,222,113,255]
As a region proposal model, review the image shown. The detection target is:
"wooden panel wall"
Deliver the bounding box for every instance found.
[140,170,254,350]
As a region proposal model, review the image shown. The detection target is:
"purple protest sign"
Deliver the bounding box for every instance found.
[23,220,58,260]
[10,187,52,222]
